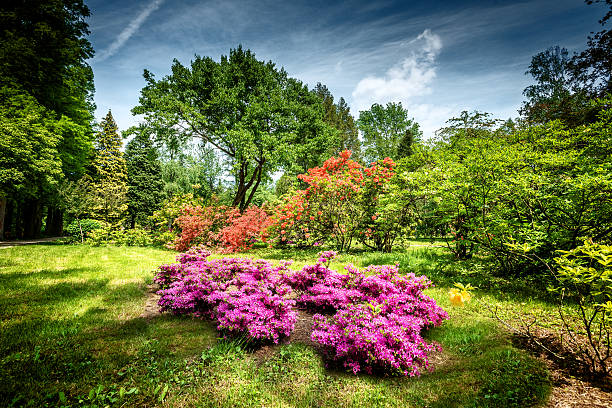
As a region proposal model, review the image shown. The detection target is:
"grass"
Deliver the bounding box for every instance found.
[0,243,552,407]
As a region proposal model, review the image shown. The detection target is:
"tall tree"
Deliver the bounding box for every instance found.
[124,126,164,228]
[357,102,421,163]
[313,83,361,160]
[132,46,335,210]
[570,0,612,97]
[0,88,63,239]
[0,0,95,238]
[90,111,127,226]
[520,46,592,126]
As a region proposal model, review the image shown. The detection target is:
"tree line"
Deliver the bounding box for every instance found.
[0,0,610,247]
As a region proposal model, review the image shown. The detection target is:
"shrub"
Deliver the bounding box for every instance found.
[156,248,296,343]
[271,151,404,252]
[311,301,441,376]
[217,206,273,253]
[169,204,271,252]
[65,219,101,242]
[85,227,153,247]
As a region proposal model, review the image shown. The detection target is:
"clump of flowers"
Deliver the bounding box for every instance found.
[155,248,296,343]
[448,282,474,306]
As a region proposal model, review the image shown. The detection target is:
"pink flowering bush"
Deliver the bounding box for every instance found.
[156,246,296,343]
[311,302,441,376]
[155,248,448,375]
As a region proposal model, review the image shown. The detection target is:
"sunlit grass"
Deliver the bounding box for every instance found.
[0,243,552,407]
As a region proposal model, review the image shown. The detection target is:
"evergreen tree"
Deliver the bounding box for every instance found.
[313,83,362,161]
[90,111,127,226]
[124,126,164,228]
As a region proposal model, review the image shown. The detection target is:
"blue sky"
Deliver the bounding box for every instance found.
[87,0,606,138]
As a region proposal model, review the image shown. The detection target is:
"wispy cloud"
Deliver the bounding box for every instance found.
[96,0,165,62]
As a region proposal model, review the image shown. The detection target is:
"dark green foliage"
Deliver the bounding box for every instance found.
[313,83,361,162]
[132,46,335,210]
[520,46,594,126]
[357,102,421,163]
[65,218,101,241]
[0,0,94,117]
[124,127,164,228]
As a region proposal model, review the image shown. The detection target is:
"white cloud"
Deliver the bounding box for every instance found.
[351,29,451,139]
[351,29,442,113]
[96,0,165,62]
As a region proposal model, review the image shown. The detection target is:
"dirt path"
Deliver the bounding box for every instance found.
[0,236,63,248]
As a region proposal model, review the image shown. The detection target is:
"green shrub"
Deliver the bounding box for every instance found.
[65,219,102,242]
[86,227,153,247]
[550,240,612,376]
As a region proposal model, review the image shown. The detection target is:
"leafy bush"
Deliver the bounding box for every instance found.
[169,204,271,253]
[550,240,612,376]
[86,227,153,247]
[217,206,273,253]
[65,219,101,242]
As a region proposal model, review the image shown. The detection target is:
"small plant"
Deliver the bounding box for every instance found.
[65,218,101,243]
[448,282,475,306]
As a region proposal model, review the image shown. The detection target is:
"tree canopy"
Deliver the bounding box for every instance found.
[132,46,336,210]
[357,102,422,163]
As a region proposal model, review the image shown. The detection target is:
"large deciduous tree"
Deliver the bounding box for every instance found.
[357,102,421,164]
[520,46,592,126]
[132,46,335,210]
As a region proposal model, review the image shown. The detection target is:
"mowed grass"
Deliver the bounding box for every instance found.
[0,243,551,407]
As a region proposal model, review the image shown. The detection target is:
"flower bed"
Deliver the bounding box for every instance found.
[155,247,448,375]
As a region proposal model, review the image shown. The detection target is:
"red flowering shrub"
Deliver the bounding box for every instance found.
[217,206,273,253]
[170,204,271,252]
[171,205,237,251]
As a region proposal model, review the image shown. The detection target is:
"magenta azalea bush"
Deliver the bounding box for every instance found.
[155,247,448,375]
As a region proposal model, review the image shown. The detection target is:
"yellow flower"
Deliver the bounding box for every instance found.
[449,288,471,306]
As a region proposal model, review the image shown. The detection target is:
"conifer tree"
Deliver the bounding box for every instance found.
[124,126,164,228]
[91,110,127,226]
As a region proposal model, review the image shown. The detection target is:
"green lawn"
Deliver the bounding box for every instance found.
[0,243,551,407]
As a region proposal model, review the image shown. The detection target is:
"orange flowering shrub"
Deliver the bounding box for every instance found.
[272,151,401,251]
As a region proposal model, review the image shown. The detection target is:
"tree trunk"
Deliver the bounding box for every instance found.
[44,206,64,236]
[22,199,43,239]
[0,197,6,240]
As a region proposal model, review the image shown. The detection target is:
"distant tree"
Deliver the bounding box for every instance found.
[90,111,127,226]
[357,102,421,163]
[570,0,612,97]
[124,126,164,228]
[313,83,361,161]
[133,46,335,210]
[520,46,592,126]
